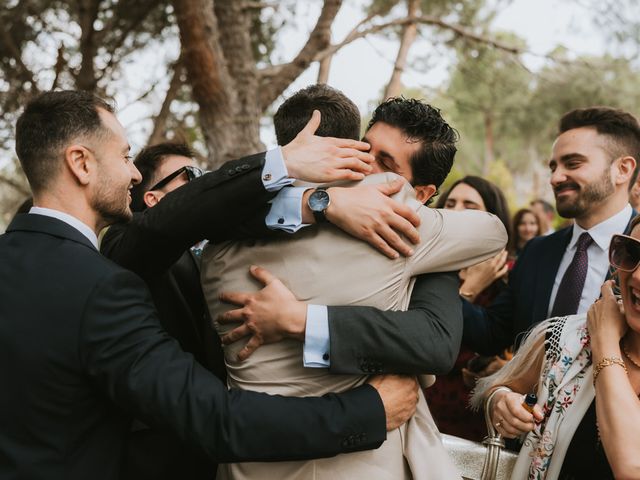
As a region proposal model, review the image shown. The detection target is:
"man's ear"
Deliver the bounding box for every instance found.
[143,190,164,208]
[615,155,637,185]
[64,144,93,185]
[414,184,437,204]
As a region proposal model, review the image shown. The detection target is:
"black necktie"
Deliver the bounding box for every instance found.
[550,232,593,317]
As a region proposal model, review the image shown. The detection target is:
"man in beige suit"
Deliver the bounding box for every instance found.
[201,91,507,479]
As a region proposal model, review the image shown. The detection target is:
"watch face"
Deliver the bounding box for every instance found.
[309,189,330,212]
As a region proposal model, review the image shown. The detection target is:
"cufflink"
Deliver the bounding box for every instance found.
[263,173,272,181]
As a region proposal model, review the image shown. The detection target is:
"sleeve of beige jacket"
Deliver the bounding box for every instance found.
[407,201,508,276]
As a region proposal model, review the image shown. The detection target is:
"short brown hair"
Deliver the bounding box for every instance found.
[15,90,114,193]
[274,84,360,145]
[559,107,640,185]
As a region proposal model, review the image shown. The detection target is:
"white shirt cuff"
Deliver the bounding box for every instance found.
[303,304,330,368]
[263,147,294,192]
[265,186,311,233]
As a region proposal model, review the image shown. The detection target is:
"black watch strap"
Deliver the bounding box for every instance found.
[309,187,330,223]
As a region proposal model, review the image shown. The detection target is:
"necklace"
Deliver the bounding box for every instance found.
[622,337,640,369]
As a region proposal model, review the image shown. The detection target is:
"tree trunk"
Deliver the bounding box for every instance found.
[76,0,100,91]
[528,141,540,197]
[214,0,264,158]
[148,60,183,146]
[173,0,238,167]
[258,0,342,110]
[383,0,418,100]
[317,54,333,84]
[483,112,495,176]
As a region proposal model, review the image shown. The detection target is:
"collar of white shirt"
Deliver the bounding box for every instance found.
[29,206,99,249]
[569,203,633,252]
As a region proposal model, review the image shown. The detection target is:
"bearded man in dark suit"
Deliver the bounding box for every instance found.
[463,107,640,359]
[0,90,419,480]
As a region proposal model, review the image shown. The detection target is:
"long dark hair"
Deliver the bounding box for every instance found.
[436,175,511,239]
[508,208,541,255]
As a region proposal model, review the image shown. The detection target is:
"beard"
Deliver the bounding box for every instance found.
[91,173,133,228]
[554,169,615,219]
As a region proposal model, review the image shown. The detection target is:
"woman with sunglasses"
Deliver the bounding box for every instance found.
[471,215,640,480]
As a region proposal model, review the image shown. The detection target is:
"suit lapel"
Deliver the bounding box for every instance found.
[7,213,98,252]
[532,227,573,323]
[622,209,638,235]
[532,210,636,319]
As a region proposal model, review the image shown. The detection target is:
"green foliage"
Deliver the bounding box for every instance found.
[522,54,640,157]
[432,37,640,197]
[443,30,532,172]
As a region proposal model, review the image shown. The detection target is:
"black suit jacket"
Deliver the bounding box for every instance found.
[101,153,274,479]
[103,153,275,376]
[463,211,636,355]
[0,214,385,480]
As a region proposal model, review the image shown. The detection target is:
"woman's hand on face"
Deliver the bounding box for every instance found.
[587,280,628,349]
[459,249,509,296]
[491,390,543,439]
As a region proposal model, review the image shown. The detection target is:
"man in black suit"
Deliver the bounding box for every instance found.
[462,107,640,356]
[0,90,419,480]
[102,142,227,479]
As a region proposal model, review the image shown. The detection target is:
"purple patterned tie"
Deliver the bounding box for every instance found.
[550,232,593,317]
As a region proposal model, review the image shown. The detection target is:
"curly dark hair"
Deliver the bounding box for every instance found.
[367,97,459,190]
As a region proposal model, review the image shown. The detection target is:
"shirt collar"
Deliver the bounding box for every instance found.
[29,207,99,249]
[570,203,632,252]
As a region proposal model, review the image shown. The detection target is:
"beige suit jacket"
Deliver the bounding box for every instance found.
[201,172,507,480]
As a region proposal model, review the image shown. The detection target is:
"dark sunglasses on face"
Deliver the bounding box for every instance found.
[149,165,204,191]
[609,234,640,272]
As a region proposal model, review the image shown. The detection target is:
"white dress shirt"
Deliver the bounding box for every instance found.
[547,203,632,317]
[29,207,99,249]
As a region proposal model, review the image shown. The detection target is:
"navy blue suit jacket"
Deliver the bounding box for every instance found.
[463,210,636,355]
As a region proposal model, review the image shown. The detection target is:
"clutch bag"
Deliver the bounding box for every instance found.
[441,389,517,480]
[442,433,516,480]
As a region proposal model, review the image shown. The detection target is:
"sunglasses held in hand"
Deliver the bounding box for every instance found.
[149,165,205,191]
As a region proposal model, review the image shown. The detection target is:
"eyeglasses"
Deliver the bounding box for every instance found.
[609,234,640,272]
[149,165,204,191]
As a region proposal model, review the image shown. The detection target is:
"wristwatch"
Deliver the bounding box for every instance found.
[307,187,331,223]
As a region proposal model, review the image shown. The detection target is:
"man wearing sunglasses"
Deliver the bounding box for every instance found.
[463,106,640,357]
[100,143,227,479]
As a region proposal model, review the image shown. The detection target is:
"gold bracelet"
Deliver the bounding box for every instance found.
[593,356,627,385]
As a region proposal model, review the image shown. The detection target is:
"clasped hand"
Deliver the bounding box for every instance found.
[218,266,306,361]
